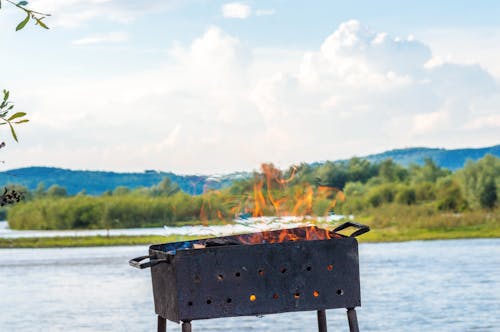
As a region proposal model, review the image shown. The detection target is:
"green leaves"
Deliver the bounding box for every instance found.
[8,122,18,142]
[35,17,48,29]
[5,0,51,31]
[0,90,29,142]
[7,112,26,121]
[15,12,30,31]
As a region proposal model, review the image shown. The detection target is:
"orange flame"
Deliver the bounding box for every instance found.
[235,226,340,245]
[243,164,345,219]
[253,181,266,217]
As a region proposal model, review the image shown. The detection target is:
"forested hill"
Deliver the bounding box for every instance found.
[0,144,498,195]
[361,145,500,170]
[0,167,245,195]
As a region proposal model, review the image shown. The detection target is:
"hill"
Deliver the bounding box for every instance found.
[0,144,498,195]
[0,167,245,195]
[361,145,500,170]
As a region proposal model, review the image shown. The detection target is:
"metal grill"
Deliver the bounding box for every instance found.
[130,222,369,332]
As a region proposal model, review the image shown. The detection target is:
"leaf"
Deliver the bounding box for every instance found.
[17,1,29,5]
[3,90,9,102]
[8,123,18,142]
[14,119,29,124]
[35,18,49,29]
[16,12,30,31]
[7,112,26,121]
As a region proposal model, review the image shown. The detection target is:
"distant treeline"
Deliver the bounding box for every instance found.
[6,155,500,230]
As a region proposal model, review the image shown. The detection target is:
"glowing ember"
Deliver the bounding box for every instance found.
[233,226,340,245]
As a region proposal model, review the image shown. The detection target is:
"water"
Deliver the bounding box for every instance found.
[0,239,499,331]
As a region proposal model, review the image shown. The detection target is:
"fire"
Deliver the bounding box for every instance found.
[235,226,340,245]
[244,163,345,218]
[197,163,346,223]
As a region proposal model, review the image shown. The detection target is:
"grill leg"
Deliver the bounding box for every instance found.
[157,316,166,332]
[347,308,359,332]
[317,310,327,332]
[181,321,192,332]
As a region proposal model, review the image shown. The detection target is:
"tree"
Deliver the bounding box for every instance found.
[46,185,68,198]
[409,158,450,184]
[150,178,180,197]
[436,177,467,212]
[113,186,131,196]
[378,159,408,183]
[479,177,497,209]
[457,155,500,209]
[396,186,417,205]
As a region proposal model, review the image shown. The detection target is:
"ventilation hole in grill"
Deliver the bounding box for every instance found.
[313,291,320,297]
[235,272,241,277]
[206,299,212,304]
[294,292,300,299]
[188,301,193,306]
[217,274,224,281]
[258,269,264,276]
[226,298,232,303]
[306,266,312,271]
[249,294,256,302]
[280,268,287,274]
[273,293,279,299]
[327,264,334,271]
[336,289,344,296]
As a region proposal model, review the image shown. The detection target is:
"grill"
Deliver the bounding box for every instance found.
[130,221,369,332]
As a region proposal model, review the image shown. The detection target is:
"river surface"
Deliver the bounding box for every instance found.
[0,239,499,331]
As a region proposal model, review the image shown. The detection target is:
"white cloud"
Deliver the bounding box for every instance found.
[411,111,449,135]
[222,2,251,19]
[71,32,129,45]
[419,27,500,79]
[6,21,500,173]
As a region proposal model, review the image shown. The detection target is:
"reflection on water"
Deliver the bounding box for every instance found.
[0,239,499,331]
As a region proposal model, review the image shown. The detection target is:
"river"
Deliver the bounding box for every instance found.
[0,239,499,331]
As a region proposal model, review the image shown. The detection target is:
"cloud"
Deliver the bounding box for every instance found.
[221,3,275,19]
[7,20,500,173]
[71,32,129,45]
[221,2,251,19]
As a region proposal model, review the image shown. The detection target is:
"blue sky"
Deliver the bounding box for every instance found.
[1,1,499,173]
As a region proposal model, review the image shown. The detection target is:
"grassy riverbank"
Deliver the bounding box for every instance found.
[1,225,498,248]
[1,207,499,248]
[1,225,499,248]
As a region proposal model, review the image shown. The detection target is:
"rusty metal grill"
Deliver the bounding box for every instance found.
[130,222,369,332]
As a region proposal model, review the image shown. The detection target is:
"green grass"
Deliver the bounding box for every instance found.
[354,204,500,242]
[359,224,500,242]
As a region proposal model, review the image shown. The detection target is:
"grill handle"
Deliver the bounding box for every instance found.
[129,255,169,269]
[333,221,370,237]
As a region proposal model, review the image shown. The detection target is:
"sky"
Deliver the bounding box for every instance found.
[1,0,499,174]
